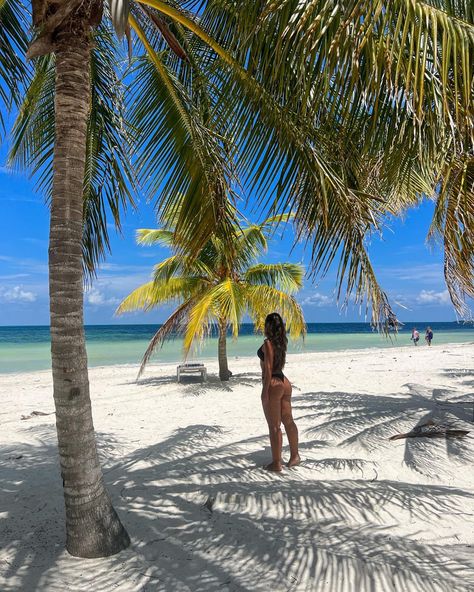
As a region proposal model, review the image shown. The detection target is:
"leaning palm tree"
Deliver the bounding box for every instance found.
[116,216,306,380]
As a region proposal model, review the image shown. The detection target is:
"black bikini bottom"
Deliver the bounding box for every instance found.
[271,372,285,382]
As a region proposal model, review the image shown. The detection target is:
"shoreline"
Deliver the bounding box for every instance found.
[1,339,473,378]
[2,322,474,375]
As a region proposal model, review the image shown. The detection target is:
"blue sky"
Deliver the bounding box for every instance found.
[0,148,459,326]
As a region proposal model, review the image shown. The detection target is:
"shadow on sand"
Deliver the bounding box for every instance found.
[130,371,264,397]
[1,380,473,591]
[293,383,473,476]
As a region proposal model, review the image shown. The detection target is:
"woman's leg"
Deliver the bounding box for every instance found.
[264,379,284,471]
[281,378,300,467]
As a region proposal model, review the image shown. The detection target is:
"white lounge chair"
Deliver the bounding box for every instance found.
[177,362,207,382]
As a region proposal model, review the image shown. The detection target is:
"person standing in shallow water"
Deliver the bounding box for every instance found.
[258,313,300,472]
[425,326,434,346]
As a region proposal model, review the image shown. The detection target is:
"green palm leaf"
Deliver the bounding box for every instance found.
[183,287,220,352]
[429,154,474,318]
[0,0,29,131]
[179,0,473,324]
[138,298,197,377]
[136,228,175,247]
[116,276,206,314]
[129,14,238,251]
[245,263,304,294]
[9,25,136,277]
[245,284,306,340]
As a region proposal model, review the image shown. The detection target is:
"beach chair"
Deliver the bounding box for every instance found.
[177,362,207,382]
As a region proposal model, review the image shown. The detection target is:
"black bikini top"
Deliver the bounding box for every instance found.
[258,340,284,377]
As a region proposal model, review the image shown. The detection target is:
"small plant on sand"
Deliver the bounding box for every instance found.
[116,213,306,380]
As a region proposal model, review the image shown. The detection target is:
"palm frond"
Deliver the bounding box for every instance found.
[129,14,238,253]
[136,228,175,247]
[9,24,136,278]
[233,214,295,271]
[82,25,137,278]
[182,278,246,353]
[245,284,306,340]
[232,225,267,271]
[0,0,29,131]
[9,53,55,188]
[211,278,246,338]
[429,154,474,319]
[178,0,473,318]
[138,298,196,377]
[192,0,473,133]
[183,287,218,352]
[152,253,213,282]
[245,263,304,294]
[115,276,205,314]
[152,255,182,281]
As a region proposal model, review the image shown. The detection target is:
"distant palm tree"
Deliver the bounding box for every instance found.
[116,216,306,380]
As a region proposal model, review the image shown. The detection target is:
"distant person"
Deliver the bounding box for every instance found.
[258,312,300,472]
[411,327,420,346]
[425,327,433,346]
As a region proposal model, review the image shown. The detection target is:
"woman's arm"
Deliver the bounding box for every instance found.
[261,340,274,404]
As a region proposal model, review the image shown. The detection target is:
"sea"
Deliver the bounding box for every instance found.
[0,322,473,374]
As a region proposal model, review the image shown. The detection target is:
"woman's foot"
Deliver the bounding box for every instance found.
[264,461,283,472]
[287,455,301,468]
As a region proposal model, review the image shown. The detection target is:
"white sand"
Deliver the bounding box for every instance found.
[1,343,473,592]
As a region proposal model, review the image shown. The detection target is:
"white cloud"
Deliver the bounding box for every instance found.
[0,274,30,280]
[301,292,333,307]
[0,254,48,274]
[381,264,444,283]
[85,287,120,307]
[0,285,37,303]
[416,289,451,305]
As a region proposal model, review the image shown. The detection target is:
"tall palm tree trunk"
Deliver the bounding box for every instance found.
[218,319,231,381]
[49,19,129,558]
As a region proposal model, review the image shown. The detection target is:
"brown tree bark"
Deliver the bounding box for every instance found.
[218,319,231,381]
[48,7,129,557]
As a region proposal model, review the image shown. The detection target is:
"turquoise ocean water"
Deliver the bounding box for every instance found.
[0,322,473,374]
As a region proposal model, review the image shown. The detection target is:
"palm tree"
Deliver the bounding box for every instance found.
[116,216,306,380]
[1,0,313,558]
[1,0,245,558]
[1,0,472,559]
[29,2,132,558]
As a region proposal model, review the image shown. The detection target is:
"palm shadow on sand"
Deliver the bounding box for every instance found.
[292,382,473,476]
[1,417,474,592]
[125,371,263,396]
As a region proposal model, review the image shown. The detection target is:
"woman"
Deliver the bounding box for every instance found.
[258,313,300,471]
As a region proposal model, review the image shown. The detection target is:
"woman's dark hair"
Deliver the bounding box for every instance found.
[265,312,288,372]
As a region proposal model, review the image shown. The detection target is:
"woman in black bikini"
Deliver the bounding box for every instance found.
[258,313,300,471]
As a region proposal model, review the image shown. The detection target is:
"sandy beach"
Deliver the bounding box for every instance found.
[1,342,473,591]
